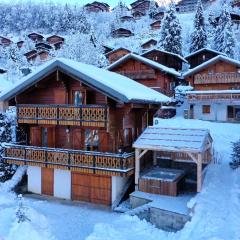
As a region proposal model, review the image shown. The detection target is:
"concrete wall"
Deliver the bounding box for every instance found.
[27,166,41,194]
[112,176,129,204]
[193,103,227,121]
[54,169,71,200]
[150,207,190,232]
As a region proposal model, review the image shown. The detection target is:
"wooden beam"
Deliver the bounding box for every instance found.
[186,152,198,164]
[153,151,157,165]
[139,149,148,159]
[197,153,202,192]
[135,148,141,190]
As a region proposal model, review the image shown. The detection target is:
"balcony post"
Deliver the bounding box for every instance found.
[68,151,70,170]
[45,150,48,168]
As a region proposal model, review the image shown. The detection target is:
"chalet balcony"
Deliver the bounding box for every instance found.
[194,72,240,84]
[117,69,156,80]
[187,92,240,102]
[3,144,135,176]
[17,104,109,128]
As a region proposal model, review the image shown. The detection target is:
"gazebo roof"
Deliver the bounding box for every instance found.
[133,127,212,153]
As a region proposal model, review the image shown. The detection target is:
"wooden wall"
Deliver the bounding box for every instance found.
[111,58,176,95]
[186,61,240,90]
[108,49,130,64]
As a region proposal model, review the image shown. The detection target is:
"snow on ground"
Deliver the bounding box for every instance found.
[0,117,240,240]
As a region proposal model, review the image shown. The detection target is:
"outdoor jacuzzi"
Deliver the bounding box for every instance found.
[139,167,185,196]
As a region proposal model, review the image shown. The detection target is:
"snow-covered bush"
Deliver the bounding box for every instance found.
[175,85,193,103]
[0,112,17,182]
[229,139,240,169]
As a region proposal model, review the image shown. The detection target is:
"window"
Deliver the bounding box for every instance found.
[169,82,175,91]
[202,54,206,61]
[202,105,211,114]
[237,68,240,74]
[85,129,99,151]
[73,91,83,105]
[42,128,48,147]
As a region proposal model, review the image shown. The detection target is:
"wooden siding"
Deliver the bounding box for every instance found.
[107,49,130,64]
[186,61,240,90]
[71,173,111,205]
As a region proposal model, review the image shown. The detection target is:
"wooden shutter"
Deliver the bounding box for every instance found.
[30,127,42,146]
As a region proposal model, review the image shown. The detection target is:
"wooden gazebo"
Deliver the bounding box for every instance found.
[133,127,213,193]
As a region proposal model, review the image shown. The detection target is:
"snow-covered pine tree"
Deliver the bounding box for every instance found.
[189,0,207,53]
[214,4,232,54]
[159,3,182,55]
[149,0,158,18]
[230,139,240,169]
[0,112,16,182]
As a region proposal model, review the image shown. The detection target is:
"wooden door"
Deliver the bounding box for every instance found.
[41,168,54,196]
[71,173,111,205]
[72,128,84,150]
[47,127,55,148]
[30,127,42,146]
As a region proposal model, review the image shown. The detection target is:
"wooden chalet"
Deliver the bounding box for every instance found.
[142,48,187,71]
[111,28,134,38]
[232,0,240,7]
[150,20,161,30]
[185,48,225,69]
[152,11,164,20]
[28,33,44,42]
[130,0,157,15]
[46,35,65,45]
[24,49,49,62]
[0,36,12,46]
[186,90,240,122]
[105,47,131,64]
[35,42,52,51]
[141,39,157,50]
[215,13,240,28]
[120,15,135,23]
[16,40,24,49]
[107,53,181,96]
[132,10,145,19]
[84,1,110,12]
[0,58,170,206]
[133,127,213,194]
[183,55,240,91]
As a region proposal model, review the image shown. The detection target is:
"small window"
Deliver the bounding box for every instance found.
[74,91,83,105]
[202,54,206,61]
[42,128,48,147]
[169,82,175,91]
[202,105,211,114]
[85,129,99,151]
[237,68,240,74]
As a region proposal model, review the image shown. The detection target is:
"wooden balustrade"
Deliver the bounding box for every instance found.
[117,69,156,79]
[3,144,135,176]
[187,93,240,102]
[17,104,109,128]
[194,72,240,84]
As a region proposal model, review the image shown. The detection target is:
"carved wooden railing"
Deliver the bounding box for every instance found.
[17,104,109,128]
[3,144,135,176]
[117,69,156,79]
[187,93,240,102]
[194,72,240,84]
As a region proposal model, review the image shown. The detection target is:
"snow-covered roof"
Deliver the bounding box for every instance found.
[142,48,188,63]
[133,126,212,152]
[0,58,171,104]
[186,89,240,95]
[107,53,181,77]
[105,47,131,56]
[185,48,226,60]
[183,55,240,78]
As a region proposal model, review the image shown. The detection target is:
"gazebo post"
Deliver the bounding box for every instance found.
[135,148,141,190]
[197,153,202,192]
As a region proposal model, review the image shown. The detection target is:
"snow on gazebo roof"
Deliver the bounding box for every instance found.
[183,55,240,78]
[107,53,181,77]
[133,127,212,153]
[0,58,171,104]
[186,89,240,95]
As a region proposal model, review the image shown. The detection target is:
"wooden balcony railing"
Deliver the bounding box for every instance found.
[194,72,240,84]
[3,144,135,176]
[117,69,156,80]
[187,93,240,102]
[17,104,109,128]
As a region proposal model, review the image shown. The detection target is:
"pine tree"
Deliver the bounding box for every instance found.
[159,3,182,55]
[149,0,158,18]
[190,0,207,53]
[230,139,240,169]
[214,4,233,54]
[223,20,236,58]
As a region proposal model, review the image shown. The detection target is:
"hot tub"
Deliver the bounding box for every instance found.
[139,167,185,196]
